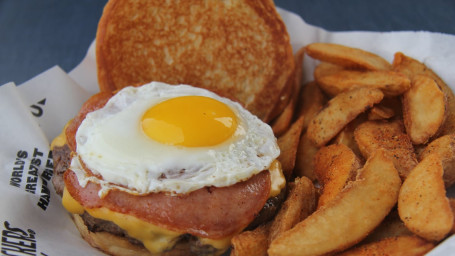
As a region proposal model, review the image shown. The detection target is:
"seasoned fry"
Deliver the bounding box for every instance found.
[368,105,395,120]
[450,198,455,234]
[305,43,392,71]
[268,150,401,256]
[354,120,418,179]
[307,87,384,147]
[269,45,455,256]
[393,52,455,136]
[271,94,296,136]
[402,75,446,144]
[230,223,270,256]
[313,144,361,209]
[277,116,305,179]
[271,48,305,136]
[268,177,316,244]
[317,70,410,97]
[419,134,455,187]
[297,81,328,130]
[332,114,366,157]
[362,210,413,244]
[398,153,454,241]
[294,131,319,181]
[313,62,345,86]
[337,236,434,256]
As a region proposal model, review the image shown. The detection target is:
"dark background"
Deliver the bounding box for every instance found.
[1,0,454,86]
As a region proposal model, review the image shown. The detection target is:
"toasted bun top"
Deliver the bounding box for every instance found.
[96,0,294,121]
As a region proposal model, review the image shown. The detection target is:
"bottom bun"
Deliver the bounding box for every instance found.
[71,214,195,256]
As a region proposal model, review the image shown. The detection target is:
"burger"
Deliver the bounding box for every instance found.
[51,82,286,255]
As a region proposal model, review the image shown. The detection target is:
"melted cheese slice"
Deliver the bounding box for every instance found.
[61,164,285,255]
[63,187,184,253]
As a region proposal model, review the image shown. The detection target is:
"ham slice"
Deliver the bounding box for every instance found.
[64,170,271,239]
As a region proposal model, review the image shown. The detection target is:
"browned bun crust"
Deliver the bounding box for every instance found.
[71,214,195,256]
[96,0,294,122]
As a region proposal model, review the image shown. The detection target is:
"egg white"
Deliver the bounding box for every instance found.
[70,82,280,195]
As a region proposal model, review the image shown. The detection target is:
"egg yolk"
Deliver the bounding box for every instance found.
[141,96,238,147]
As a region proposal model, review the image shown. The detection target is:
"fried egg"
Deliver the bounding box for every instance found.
[70,82,280,195]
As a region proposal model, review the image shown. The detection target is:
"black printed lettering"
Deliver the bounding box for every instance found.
[32,148,43,158]
[1,221,36,256]
[10,153,27,188]
[30,98,46,118]
[16,151,28,159]
[25,184,36,194]
[9,178,20,188]
[30,158,41,167]
[26,176,37,184]
[41,169,52,182]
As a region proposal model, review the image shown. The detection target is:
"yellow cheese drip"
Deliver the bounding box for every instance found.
[50,121,71,150]
[269,160,286,197]
[61,162,285,254]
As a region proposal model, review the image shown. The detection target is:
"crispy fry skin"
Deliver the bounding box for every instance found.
[268,150,401,256]
[271,48,305,136]
[277,116,305,180]
[297,81,328,130]
[313,144,361,209]
[230,223,270,256]
[305,43,392,71]
[268,177,316,244]
[313,62,345,89]
[294,131,320,181]
[317,70,410,97]
[402,75,446,144]
[398,153,454,241]
[354,120,418,179]
[368,105,395,120]
[332,114,366,158]
[337,236,434,256]
[419,134,455,188]
[307,87,384,147]
[393,52,455,136]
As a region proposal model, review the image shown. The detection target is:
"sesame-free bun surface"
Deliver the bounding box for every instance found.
[96,0,294,121]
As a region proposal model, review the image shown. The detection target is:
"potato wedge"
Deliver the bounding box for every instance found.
[450,198,455,234]
[419,134,455,187]
[268,149,401,256]
[354,120,418,179]
[271,48,305,136]
[277,116,305,179]
[305,43,392,71]
[402,75,446,144]
[332,114,366,157]
[231,223,270,256]
[317,70,410,97]
[398,153,454,241]
[393,52,455,136]
[294,131,319,181]
[313,62,345,86]
[297,81,327,130]
[368,105,395,120]
[362,210,413,244]
[268,177,316,244]
[271,94,296,136]
[313,144,361,209]
[307,87,384,147]
[337,236,434,256]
